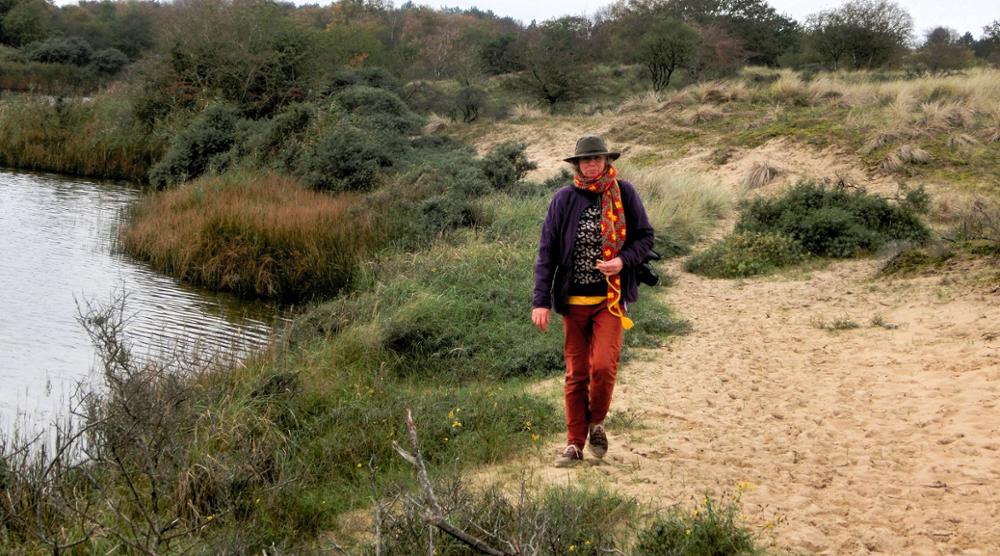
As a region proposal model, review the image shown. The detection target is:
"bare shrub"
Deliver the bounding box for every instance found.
[1,292,285,553]
[741,161,780,189]
[509,103,545,121]
[949,198,1000,243]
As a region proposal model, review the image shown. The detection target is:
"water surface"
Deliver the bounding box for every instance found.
[1,170,288,430]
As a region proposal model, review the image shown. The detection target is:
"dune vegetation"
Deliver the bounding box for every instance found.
[3,0,1000,552]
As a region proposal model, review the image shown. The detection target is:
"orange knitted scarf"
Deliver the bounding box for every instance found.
[573,165,633,329]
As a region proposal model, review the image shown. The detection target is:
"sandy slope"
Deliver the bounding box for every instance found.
[462,126,1000,554]
[485,255,1000,555]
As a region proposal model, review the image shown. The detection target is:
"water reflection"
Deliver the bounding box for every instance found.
[0,170,291,431]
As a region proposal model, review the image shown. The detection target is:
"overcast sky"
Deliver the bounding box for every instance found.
[428,0,998,38]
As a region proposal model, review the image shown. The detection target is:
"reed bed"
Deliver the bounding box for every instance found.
[0,93,164,181]
[121,171,383,301]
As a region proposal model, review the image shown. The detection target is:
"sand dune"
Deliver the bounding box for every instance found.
[486,256,1000,554]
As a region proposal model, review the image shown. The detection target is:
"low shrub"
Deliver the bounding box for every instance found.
[245,101,316,170]
[335,85,422,135]
[90,47,129,75]
[736,182,930,258]
[148,103,242,187]
[634,495,759,556]
[298,122,399,192]
[401,79,452,115]
[685,231,807,278]
[23,37,93,65]
[323,66,401,96]
[480,141,537,190]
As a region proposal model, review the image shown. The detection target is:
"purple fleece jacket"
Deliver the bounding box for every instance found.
[532,179,655,315]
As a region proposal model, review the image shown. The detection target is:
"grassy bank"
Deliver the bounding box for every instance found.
[2,161,709,550]
[0,92,166,181]
[120,171,386,301]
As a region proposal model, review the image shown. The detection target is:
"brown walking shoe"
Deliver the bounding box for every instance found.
[553,444,584,467]
[588,424,608,458]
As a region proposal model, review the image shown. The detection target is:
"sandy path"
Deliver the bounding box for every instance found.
[486,257,1000,555]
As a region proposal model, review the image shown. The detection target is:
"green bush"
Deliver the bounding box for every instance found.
[335,85,421,135]
[90,47,129,74]
[736,182,930,258]
[323,66,401,95]
[148,103,242,187]
[23,37,93,65]
[246,102,316,170]
[298,122,399,192]
[634,495,758,556]
[480,141,537,190]
[685,232,807,278]
[401,79,451,114]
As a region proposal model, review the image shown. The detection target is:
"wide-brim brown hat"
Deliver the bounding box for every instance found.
[563,134,621,163]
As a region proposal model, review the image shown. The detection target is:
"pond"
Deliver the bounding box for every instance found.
[0,170,290,432]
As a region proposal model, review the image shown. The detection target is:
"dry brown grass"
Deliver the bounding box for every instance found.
[741,161,780,189]
[880,145,931,173]
[121,171,382,300]
[423,113,452,134]
[617,161,734,247]
[678,104,725,126]
[509,103,546,121]
[617,90,663,113]
[688,80,749,104]
[918,100,976,133]
[947,132,979,150]
[861,128,910,154]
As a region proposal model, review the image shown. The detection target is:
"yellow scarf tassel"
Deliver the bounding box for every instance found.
[605,275,634,330]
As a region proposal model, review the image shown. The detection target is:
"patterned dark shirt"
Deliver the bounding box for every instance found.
[569,199,607,296]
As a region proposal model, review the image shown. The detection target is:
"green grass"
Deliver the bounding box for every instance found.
[377,481,639,555]
[634,494,761,556]
[2,178,689,553]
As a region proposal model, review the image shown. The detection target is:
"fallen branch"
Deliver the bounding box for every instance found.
[392,409,514,556]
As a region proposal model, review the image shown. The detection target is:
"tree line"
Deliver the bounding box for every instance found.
[0,0,998,110]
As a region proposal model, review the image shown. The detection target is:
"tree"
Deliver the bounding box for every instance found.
[914,27,974,73]
[479,33,522,75]
[1,0,53,46]
[687,23,746,80]
[806,0,913,70]
[612,0,799,67]
[977,20,1000,63]
[636,18,701,91]
[516,17,592,108]
[158,0,319,117]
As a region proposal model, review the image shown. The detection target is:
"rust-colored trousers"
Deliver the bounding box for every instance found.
[562,302,623,448]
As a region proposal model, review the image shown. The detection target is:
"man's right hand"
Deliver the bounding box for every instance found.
[531,307,550,333]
